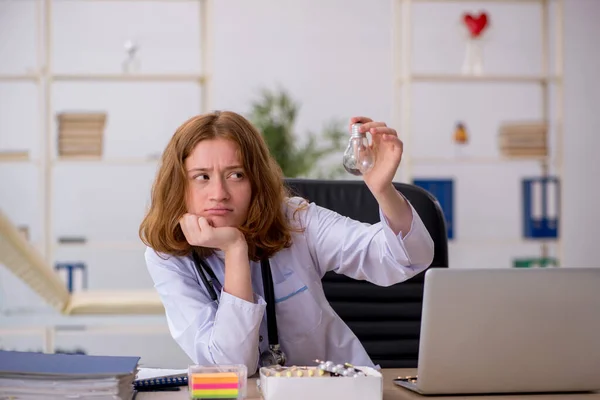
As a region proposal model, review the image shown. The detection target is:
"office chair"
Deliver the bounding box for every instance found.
[284,178,449,368]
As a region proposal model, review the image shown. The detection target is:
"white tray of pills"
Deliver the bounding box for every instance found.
[257,360,383,400]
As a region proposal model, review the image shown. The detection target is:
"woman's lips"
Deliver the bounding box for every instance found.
[205,208,232,216]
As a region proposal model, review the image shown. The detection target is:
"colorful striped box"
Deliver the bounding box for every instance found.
[188,365,247,400]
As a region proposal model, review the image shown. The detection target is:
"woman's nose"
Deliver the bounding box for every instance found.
[209,178,230,201]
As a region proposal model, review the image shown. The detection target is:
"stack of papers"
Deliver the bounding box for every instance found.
[136,368,187,381]
[0,350,140,400]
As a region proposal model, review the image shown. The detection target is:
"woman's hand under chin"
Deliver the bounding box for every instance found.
[179,213,247,253]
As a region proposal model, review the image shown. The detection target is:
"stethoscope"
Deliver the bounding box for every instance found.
[191,251,286,367]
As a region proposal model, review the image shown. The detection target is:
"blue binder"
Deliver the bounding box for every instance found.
[522,177,559,238]
[413,179,454,239]
[55,262,88,293]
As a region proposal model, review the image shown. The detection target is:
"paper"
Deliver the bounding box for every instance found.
[136,368,187,381]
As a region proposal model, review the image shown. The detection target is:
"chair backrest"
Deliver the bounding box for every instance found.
[284,178,449,368]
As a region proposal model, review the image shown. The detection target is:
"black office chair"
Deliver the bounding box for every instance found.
[284,178,449,368]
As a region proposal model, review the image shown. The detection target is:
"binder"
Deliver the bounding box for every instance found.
[413,178,454,240]
[0,350,139,400]
[134,368,188,391]
[55,262,88,292]
[522,177,560,238]
[0,350,139,376]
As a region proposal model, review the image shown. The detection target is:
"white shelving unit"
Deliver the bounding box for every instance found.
[0,0,212,359]
[393,0,564,266]
[0,0,213,268]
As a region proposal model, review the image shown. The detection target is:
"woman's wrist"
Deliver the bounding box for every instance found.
[370,182,398,202]
[223,238,253,302]
[222,232,248,255]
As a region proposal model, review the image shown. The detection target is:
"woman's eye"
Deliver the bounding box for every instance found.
[230,172,244,179]
[195,174,209,181]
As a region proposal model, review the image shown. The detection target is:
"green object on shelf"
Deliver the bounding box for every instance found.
[513,257,558,268]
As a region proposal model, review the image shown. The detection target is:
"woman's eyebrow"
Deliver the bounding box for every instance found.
[187,164,244,173]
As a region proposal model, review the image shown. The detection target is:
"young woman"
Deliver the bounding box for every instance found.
[139,110,434,374]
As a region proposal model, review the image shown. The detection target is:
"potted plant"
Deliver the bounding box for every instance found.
[248,87,346,179]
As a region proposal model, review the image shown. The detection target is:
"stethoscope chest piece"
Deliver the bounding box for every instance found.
[260,344,286,367]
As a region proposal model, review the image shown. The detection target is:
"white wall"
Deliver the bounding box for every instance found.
[562,0,600,268]
[0,0,599,362]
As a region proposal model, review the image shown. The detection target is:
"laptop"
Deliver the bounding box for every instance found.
[394,267,600,395]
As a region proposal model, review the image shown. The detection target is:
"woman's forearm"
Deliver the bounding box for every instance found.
[223,241,254,303]
[372,183,413,237]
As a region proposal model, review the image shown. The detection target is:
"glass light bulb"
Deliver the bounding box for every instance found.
[342,123,374,176]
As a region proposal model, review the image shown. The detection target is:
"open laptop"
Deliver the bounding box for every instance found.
[394,267,600,395]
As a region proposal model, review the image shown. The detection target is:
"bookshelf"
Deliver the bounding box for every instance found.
[0,0,213,269]
[392,0,564,267]
[0,0,212,360]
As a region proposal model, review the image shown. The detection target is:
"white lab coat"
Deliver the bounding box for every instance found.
[145,195,434,375]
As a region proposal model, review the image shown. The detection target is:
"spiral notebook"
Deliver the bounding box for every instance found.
[134,368,188,391]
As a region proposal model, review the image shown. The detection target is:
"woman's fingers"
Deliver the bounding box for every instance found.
[179,213,203,245]
[350,116,373,124]
[360,121,387,134]
[348,116,373,132]
[369,126,396,135]
[198,216,211,232]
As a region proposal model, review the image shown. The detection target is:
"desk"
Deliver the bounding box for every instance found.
[137,368,600,400]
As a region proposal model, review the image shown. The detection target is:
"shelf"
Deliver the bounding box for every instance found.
[54,0,200,2]
[410,0,543,3]
[0,74,38,82]
[52,73,205,83]
[0,152,31,162]
[448,238,558,246]
[55,240,144,250]
[53,156,160,165]
[410,156,550,164]
[398,74,561,84]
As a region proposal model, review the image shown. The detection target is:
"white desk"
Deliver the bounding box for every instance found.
[137,368,600,400]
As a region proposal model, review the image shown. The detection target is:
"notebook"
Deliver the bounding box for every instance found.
[0,350,140,400]
[134,368,188,391]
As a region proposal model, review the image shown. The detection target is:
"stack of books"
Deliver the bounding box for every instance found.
[0,350,139,400]
[498,122,547,157]
[0,150,29,161]
[57,112,106,158]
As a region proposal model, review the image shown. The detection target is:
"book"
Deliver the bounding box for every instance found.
[0,350,139,400]
[134,368,188,391]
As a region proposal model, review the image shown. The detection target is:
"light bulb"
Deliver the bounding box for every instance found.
[342,123,374,175]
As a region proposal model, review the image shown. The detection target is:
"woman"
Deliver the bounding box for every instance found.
[140,110,434,374]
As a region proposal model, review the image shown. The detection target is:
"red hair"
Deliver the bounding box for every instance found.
[139,111,302,261]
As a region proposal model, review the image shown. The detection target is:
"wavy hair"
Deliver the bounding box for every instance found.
[139,111,301,261]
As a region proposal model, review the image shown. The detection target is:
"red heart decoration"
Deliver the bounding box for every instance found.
[463,12,488,38]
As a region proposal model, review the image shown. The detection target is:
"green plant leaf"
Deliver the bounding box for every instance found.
[248,87,347,178]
